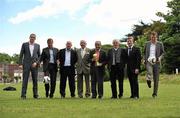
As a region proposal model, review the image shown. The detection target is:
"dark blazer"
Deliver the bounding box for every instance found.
[57,48,77,73]
[19,42,41,67]
[126,46,141,72]
[107,48,126,69]
[40,47,58,72]
[89,49,107,73]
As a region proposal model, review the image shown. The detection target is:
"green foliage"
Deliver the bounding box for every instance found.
[101,44,113,53]
[0,53,12,64]
[0,53,19,64]
[157,0,180,73]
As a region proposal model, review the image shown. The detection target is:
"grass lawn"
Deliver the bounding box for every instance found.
[0,74,180,118]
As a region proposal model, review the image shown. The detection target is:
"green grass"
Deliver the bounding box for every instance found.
[0,74,180,118]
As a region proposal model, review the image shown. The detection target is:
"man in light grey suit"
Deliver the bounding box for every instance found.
[144,31,164,98]
[19,33,41,99]
[76,40,91,98]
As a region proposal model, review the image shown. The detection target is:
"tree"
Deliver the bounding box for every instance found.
[157,0,180,73]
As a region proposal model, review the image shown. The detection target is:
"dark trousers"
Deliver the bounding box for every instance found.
[77,72,90,97]
[91,67,104,98]
[110,65,124,98]
[127,68,139,98]
[44,63,57,97]
[60,66,75,97]
[21,65,38,98]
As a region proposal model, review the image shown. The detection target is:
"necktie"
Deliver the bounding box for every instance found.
[128,47,131,56]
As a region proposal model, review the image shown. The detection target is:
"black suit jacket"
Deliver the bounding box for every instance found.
[126,46,141,72]
[40,47,58,72]
[107,48,126,70]
[89,49,107,74]
[57,48,77,74]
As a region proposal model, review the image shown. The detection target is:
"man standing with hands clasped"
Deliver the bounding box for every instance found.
[126,36,141,99]
[19,33,41,99]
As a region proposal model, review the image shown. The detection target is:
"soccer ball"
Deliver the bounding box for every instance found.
[43,76,50,84]
[148,57,156,65]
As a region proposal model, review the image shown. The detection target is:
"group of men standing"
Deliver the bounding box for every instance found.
[19,31,164,99]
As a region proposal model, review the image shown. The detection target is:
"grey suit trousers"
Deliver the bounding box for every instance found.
[146,62,160,95]
[21,65,38,97]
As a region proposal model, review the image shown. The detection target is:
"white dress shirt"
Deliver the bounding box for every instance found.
[29,43,34,57]
[64,49,71,66]
[149,43,156,58]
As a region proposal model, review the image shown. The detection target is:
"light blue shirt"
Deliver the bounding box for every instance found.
[49,49,54,63]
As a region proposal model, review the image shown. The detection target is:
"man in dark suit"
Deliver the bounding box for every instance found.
[76,40,91,98]
[107,39,126,99]
[19,33,41,99]
[126,36,141,99]
[89,41,106,99]
[57,41,77,98]
[144,31,164,98]
[40,38,58,98]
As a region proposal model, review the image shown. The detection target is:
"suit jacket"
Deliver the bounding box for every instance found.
[144,41,164,63]
[107,48,126,69]
[76,48,90,74]
[89,49,107,74]
[57,48,77,74]
[40,47,58,72]
[19,42,41,68]
[126,46,141,72]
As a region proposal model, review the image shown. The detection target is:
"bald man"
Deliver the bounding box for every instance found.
[57,41,77,98]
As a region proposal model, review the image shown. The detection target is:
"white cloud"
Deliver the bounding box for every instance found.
[83,0,169,29]
[8,0,93,24]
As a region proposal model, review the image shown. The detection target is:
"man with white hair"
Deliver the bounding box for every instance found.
[107,39,126,99]
[76,40,91,98]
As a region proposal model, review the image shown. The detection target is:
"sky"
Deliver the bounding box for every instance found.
[0,0,169,56]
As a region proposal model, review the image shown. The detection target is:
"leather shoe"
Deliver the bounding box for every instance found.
[152,94,157,98]
[147,80,151,88]
[21,96,26,100]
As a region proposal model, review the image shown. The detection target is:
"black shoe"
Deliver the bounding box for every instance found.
[49,94,53,98]
[152,94,157,98]
[46,93,49,98]
[147,80,151,88]
[98,96,102,99]
[130,96,134,99]
[118,95,123,99]
[85,94,90,98]
[79,96,83,98]
[92,96,96,99]
[111,96,117,99]
[61,95,65,99]
[21,96,26,100]
[34,95,39,99]
[71,94,75,98]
